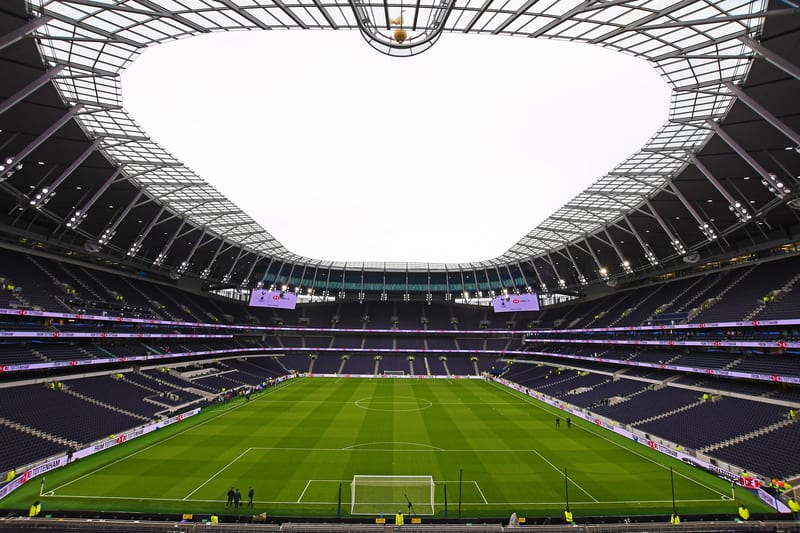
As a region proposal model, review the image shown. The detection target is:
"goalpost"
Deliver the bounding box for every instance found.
[383,370,405,376]
[350,475,435,515]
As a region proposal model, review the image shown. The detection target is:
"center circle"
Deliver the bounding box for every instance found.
[354,395,433,412]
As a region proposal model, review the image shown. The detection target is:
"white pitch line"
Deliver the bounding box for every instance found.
[43,492,726,507]
[247,446,545,453]
[48,379,300,496]
[296,480,312,503]
[183,448,252,500]
[473,480,488,504]
[489,381,729,499]
[530,448,599,503]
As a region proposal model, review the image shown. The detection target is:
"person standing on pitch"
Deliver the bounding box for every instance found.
[566,417,572,428]
[226,487,235,507]
[248,486,254,508]
[233,488,242,509]
[556,417,560,427]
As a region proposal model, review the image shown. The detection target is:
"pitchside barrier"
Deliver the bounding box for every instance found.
[0,406,205,501]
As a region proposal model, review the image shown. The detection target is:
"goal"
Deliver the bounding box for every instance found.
[383,370,405,376]
[350,475,435,515]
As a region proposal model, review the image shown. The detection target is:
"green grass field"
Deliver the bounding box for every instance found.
[0,377,772,519]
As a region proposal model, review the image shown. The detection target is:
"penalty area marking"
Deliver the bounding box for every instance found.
[530,448,599,503]
[489,381,730,500]
[44,378,302,497]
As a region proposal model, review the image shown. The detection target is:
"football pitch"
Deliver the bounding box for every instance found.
[2,377,771,519]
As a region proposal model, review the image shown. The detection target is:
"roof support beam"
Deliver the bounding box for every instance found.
[0,15,52,51]
[686,150,749,219]
[0,64,65,116]
[221,248,246,283]
[153,219,189,266]
[705,119,796,187]
[30,137,103,209]
[623,214,659,266]
[526,259,547,293]
[241,254,264,287]
[665,180,704,225]
[588,0,694,44]
[97,189,144,247]
[724,82,800,147]
[602,228,631,274]
[177,228,208,274]
[652,30,747,62]
[127,204,167,257]
[738,35,800,81]
[66,166,124,229]
[1,105,83,174]
[633,8,798,31]
[544,252,566,289]
[581,237,603,274]
[201,240,227,279]
[42,9,144,48]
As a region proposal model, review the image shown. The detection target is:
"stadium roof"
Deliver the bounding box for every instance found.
[0,0,798,295]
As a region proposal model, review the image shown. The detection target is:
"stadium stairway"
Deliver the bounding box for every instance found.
[62,387,151,423]
[643,276,706,323]
[700,418,798,453]
[441,357,452,376]
[53,262,104,301]
[423,356,431,376]
[0,417,79,449]
[632,398,705,426]
[19,347,49,363]
[747,270,800,320]
[26,256,72,299]
[673,271,730,315]
[687,266,755,322]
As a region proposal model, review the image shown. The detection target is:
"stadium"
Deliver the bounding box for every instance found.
[0,0,799,532]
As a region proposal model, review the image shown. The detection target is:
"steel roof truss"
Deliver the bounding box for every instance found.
[2,105,83,175]
[97,189,144,247]
[0,15,52,52]
[0,65,66,116]
[705,119,796,188]
[738,35,800,81]
[66,166,124,229]
[127,204,167,257]
[725,82,800,147]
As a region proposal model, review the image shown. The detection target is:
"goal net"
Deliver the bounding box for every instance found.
[350,475,435,515]
[383,370,405,376]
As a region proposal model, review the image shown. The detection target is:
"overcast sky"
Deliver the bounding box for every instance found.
[122,31,669,264]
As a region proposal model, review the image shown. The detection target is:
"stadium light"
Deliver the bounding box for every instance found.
[761,173,787,199]
[728,201,752,223]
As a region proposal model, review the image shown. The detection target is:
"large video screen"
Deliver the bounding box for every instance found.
[492,294,540,313]
[248,289,298,310]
